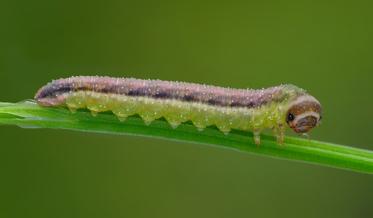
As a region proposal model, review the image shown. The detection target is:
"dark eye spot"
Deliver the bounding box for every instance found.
[287,113,295,122]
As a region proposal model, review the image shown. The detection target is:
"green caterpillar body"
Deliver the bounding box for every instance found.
[35,76,322,144]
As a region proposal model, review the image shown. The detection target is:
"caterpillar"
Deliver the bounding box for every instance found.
[34,76,322,144]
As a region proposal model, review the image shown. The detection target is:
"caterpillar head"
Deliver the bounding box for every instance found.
[286,95,322,133]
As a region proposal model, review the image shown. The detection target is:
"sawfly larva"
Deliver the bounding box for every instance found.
[34,76,322,144]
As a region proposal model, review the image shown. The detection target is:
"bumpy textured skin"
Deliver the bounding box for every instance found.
[35,76,310,144]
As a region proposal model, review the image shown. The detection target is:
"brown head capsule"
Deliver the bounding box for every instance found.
[286,95,322,133]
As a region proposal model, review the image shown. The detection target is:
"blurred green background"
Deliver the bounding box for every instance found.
[1,0,372,217]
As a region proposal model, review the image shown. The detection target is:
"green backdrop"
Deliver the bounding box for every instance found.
[0,0,372,217]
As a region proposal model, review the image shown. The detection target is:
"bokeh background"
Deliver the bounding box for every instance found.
[1,0,372,217]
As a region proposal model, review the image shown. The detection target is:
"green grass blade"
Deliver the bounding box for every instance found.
[0,101,372,174]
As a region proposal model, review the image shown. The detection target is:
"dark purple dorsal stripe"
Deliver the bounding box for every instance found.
[35,76,298,108]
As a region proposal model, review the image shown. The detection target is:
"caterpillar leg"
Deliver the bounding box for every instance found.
[273,124,285,144]
[253,130,261,145]
[301,133,310,139]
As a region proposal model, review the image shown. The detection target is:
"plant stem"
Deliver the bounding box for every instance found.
[0,101,372,174]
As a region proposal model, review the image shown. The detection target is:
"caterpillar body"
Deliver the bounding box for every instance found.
[35,76,322,144]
